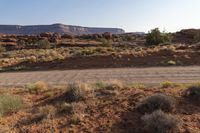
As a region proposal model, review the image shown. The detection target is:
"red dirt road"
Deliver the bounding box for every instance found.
[0,66,200,86]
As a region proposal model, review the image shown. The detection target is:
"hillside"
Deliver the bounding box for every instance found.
[0,24,125,35]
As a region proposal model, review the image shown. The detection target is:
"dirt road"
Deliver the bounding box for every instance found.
[0,66,200,87]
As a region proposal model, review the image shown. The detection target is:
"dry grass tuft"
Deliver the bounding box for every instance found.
[0,94,23,117]
[129,83,146,89]
[25,81,48,94]
[104,80,124,90]
[64,82,92,102]
[161,81,183,88]
[38,105,57,119]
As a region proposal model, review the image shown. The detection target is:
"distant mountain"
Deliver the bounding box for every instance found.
[0,23,125,35]
[124,32,146,35]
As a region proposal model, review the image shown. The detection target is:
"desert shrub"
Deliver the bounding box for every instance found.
[123,35,136,41]
[70,113,83,125]
[94,81,108,89]
[161,81,174,88]
[57,103,74,114]
[80,34,93,40]
[26,56,37,63]
[137,94,175,114]
[0,45,6,53]
[64,83,92,102]
[37,39,51,49]
[104,80,124,90]
[17,39,26,46]
[0,94,23,117]
[26,81,48,94]
[58,102,85,115]
[38,105,57,118]
[192,82,200,87]
[146,28,171,45]
[95,80,123,96]
[0,126,10,133]
[76,49,95,56]
[193,30,200,43]
[20,105,57,124]
[184,85,200,103]
[100,38,113,47]
[161,81,183,88]
[167,60,176,66]
[102,32,113,40]
[129,83,146,89]
[141,110,180,133]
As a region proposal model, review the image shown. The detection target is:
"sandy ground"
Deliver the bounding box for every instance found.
[0,66,200,86]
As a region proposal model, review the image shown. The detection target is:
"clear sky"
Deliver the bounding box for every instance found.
[0,0,199,32]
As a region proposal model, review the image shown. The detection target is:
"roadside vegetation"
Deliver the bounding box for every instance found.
[0,29,200,71]
[146,28,172,45]
[0,81,200,132]
[0,42,199,71]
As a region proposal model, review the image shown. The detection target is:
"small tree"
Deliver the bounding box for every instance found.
[146,28,171,45]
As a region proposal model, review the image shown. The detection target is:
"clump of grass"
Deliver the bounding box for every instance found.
[25,81,48,94]
[70,113,83,125]
[58,102,85,115]
[100,38,113,47]
[104,80,124,90]
[141,110,180,133]
[161,81,183,88]
[167,60,176,66]
[137,94,176,114]
[184,85,200,103]
[95,80,124,96]
[191,82,200,87]
[38,105,57,119]
[0,45,6,53]
[56,102,85,125]
[57,103,73,114]
[129,83,146,89]
[0,94,23,117]
[0,126,10,133]
[64,82,92,102]
[19,105,56,125]
[94,81,108,89]
[37,39,51,49]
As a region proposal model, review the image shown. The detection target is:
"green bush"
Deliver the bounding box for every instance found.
[0,94,23,117]
[137,94,175,114]
[141,110,180,133]
[146,28,171,45]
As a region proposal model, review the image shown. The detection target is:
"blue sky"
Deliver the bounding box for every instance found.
[0,0,199,32]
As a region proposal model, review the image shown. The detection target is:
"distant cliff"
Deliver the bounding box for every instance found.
[0,24,125,35]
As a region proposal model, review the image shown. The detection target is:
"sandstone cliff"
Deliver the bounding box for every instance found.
[0,23,125,35]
